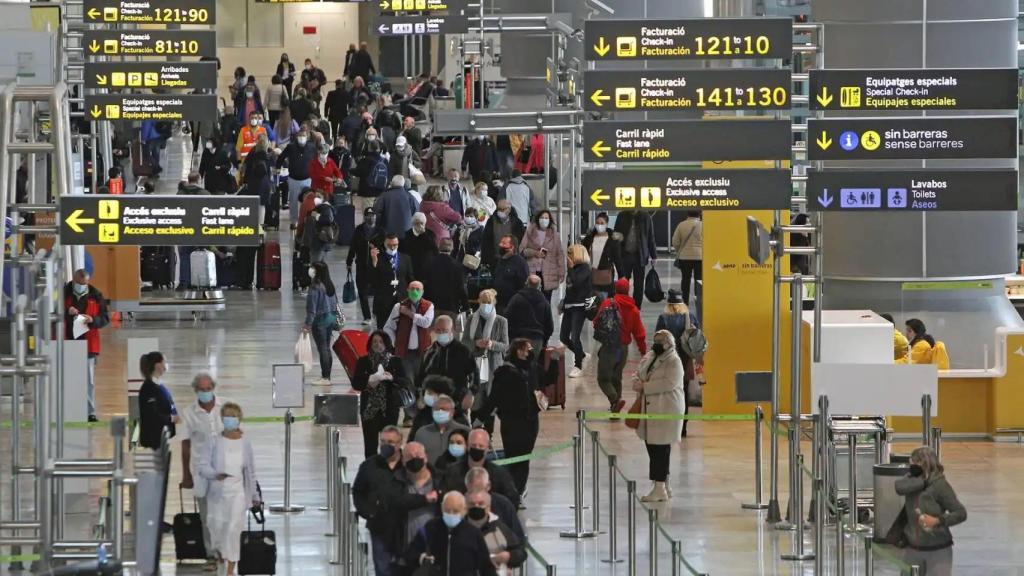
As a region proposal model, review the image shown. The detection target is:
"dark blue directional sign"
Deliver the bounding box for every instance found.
[807,170,1018,212]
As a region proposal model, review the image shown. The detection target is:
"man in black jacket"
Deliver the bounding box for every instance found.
[371,234,416,330]
[481,201,525,269]
[347,207,384,324]
[613,210,657,309]
[504,275,553,353]
[464,467,525,540]
[323,79,351,141]
[422,239,468,321]
[400,212,437,279]
[349,42,377,82]
[491,235,528,314]
[417,316,478,408]
[406,491,497,576]
[276,129,316,228]
[441,428,520,508]
[343,43,357,80]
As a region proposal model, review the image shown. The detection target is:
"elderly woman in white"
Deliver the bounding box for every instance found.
[632,329,687,503]
[199,402,261,576]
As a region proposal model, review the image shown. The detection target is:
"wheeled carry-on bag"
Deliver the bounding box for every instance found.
[257,241,282,290]
[173,487,207,562]
[332,329,369,379]
[541,346,567,409]
[190,249,218,288]
[238,507,276,575]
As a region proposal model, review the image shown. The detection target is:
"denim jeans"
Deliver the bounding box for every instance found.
[311,323,333,379]
[287,177,311,222]
[559,307,587,368]
[370,535,394,576]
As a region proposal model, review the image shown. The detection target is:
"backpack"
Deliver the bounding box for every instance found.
[368,156,389,191]
[593,301,622,346]
[680,315,708,361]
[315,206,338,243]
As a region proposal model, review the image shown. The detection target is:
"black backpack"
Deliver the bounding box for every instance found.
[644,268,665,303]
[368,156,389,191]
[315,205,338,243]
[593,301,622,346]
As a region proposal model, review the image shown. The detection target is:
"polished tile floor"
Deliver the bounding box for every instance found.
[3,137,1023,575]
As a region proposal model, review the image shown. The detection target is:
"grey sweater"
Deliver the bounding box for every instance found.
[894,473,967,550]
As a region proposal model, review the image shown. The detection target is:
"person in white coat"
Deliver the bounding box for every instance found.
[179,372,226,568]
[199,402,261,575]
[632,330,686,503]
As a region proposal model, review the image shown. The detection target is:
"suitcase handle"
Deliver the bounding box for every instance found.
[179,485,200,515]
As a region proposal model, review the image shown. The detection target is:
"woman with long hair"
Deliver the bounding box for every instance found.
[273,106,299,148]
[893,446,966,576]
[581,212,622,299]
[276,53,296,99]
[519,209,565,301]
[560,244,592,378]
[904,319,936,365]
[351,330,410,458]
[302,261,339,386]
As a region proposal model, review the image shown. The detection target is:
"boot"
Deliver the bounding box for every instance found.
[664,477,673,498]
[641,482,669,503]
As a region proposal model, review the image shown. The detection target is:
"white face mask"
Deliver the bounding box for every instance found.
[250,119,259,127]
[367,135,377,142]
[308,267,316,279]
[205,142,215,151]
[314,197,324,206]
[386,247,398,256]
[595,224,607,234]
[245,91,254,98]
[319,154,328,163]
[464,217,477,226]
[297,137,308,146]
[538,218,550,230]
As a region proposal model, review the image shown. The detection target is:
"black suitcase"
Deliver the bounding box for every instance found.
[238,507,276,575]
[292,248,310,291]
[141,247,174,289]
[334,201,355,247]
[173,488,207,562]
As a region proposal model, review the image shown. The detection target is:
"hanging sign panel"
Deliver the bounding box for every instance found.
[580,169,791,211]
[375,14,468,36]
[584,18,793,61]
[379,0,463,14]
[805,169,1019,212]
[583,69,791,112]
[83,30,217,58]
[84,94,218,122]
[84,0,215,24]
[583,120,792,163]
[83,62,217,90]
[808,68,1018,111]
[806,117,1017,161]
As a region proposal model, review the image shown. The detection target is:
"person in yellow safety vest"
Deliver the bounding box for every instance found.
[235,111,267,161]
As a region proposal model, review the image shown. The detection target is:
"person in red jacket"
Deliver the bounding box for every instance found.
[307,147,343,200]
[593,277,647,413]
[64,269,110,422]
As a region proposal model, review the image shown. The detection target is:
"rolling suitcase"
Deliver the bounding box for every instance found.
[292,249,310,291]
[173,488,207,562]
[141,247,174,289]
[541,346,567,409]
[238,507,276,575]
[257,241,282,290]
[132,137,154,177]
[190,249,217,288]
[332,329,369,379]
[334,202,355,247]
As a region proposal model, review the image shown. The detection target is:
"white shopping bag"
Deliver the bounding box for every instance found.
[294,333,314,373]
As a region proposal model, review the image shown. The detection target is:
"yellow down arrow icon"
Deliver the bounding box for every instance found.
[590,89,610,107]
[65,209,95,233]
[90,105,102,119]
[816,86,833,107]
[816,131,832,151]
[590,140,612,158]
[590,188,610,207]
[593,37,610,57]
[88,40,101,54]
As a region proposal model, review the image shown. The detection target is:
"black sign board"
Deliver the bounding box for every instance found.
[375,14,468,36]
[809,69,1018,111]
[583,69,790,112]
[805,169,1018,212]
[581,169,791,211]
[585,18,793,61]
[83,62,217,90]
[84,94,218,122]
[379,0,462,14]
[84,0,215,24]
[806,117,1017,161]
[60,195,261,246]
[84,30,217,58]
[583,120,791,163]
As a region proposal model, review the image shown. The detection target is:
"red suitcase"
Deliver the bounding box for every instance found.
[257,241,282,290]
[541,346,566,409]
[333,329,369,379]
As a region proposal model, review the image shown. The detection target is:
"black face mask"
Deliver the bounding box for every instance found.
[909,464,924,477]
[468,447,487,462]
[405,457,425,473]
[379,444,396,460]
[467,506,487,521]
[652,343,666,355]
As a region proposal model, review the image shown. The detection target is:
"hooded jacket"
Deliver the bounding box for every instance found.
[503,176,536,223]
[504,287,553,343]
[594,293,647,354]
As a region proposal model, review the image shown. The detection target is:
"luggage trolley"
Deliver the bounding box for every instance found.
[826,416,889,527]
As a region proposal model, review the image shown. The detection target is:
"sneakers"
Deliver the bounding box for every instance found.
[641,482,669,503]
[568,366,583,379]
[362,319,373,326]
[314,377,331,387]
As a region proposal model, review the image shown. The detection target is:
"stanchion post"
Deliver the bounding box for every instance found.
[911,565,921,575]
[671,540,681,576]
[602,454,623,564]
[742,405,768,510]
[931,427,942,460]
[270,409,304,513]
[836,506,845,575]
[922,394,932,448]
[781,453,814,561]
[813,477,825,575]
[330,456,345,565]
[787,275,804,530]
[559,434,595,539]
[767,208,783,525]
[627,480,637,576]
[590,430,600,535]
[321,427,336,513]
[848,433,860,531]
[864,534,874,576]
[808,413,818,523]
[648,508,658,576]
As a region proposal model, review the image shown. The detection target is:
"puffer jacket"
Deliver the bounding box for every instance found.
[519,224,565,292]
[894,473,966,550]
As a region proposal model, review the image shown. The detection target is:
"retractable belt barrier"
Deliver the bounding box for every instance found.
[1,415,315,429]
[585,411,756,422]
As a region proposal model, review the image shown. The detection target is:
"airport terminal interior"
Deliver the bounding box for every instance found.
[2,0,1024,574]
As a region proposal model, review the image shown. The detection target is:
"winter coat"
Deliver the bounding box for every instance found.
[388,145,419,180]
[374,185,420,236]
[355,153,388,198]
[308,157,343,197]
[594,294,647,354]
[64,282,109,356]
[481,213,526,269]
[423,252,469,313]
[519,224,565,292]
[503,176,536,223]
[634,348,686,445]
[401,228,439,279]
[672,219,703,261]
[563,263,592,306]
[277,140,317,181]
[492,254,530,309]
[350,354,408,419]
[420,200,462,247]
[324,88,351,122]
[349,50,376,81]
[352,455,435,555]
[582,230,624,290]
[417,341,479,405]
[460,312,509,384]
[614,211,657,262]
[138,377,176,449]
[406,517,497,576]
[505,287,553,343]
[894,473,966,550]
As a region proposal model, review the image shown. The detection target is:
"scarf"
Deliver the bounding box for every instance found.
[468,311,496,355]
[363,351,391,419]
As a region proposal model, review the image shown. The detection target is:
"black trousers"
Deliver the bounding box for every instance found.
[374,294,395,330]
[361,409,399,459]
[501,415,538,494]
[622,253,647,309]
[559,307,586,368]
[678,259,702,307]
[355,272,373,320]
[646,443,671,482]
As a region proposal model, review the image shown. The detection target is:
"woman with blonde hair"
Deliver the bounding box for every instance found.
[655,289,697,436]
[467,181,496,219]
[560,244,592,378]
[199,402,261,576]
[892,446,966,576]
[462,289,509,385]
[632,330,686,502]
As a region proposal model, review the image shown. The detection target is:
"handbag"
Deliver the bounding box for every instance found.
[534,390,550,411]
[591,268,613,287]
[342,273,357,304]
[294,333,314,372]
[462,253,481,270]
[625,394,643,430]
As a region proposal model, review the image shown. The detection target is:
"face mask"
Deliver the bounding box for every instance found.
[442,513,462,529]
[250,119,258,127]
[450,179,459,186]
[379,443,397,460]
[448,443,466,458]
[432,410,451,425]
[305,64,312,71]
[909,464,924,477]
[365,217,377,228]
[469,447,486,462]
[408,289,422,301]
[496,211,509,221]
[222,416,240,431]
[480,303,494,317]
[538,218,550,229]
[423,392,437,407]
[308,267,317,279]
[436,333,452,346]
[197,391,214,404]
[464,217,477,226]
[404,457,425,473]
[652,343,666,355]
[73,283,89,296]
[412,224,425,234]
[245,91,254,98]
[596,224,607,234]
[205,142,215,151]
[386,247,398,256]
[499,245,512,256]
[162,362,170,375]
[314,197,324,206]
[367,135,377,142]
[297,137,308,146]
[467,506,487,522]
[319,154,329,163]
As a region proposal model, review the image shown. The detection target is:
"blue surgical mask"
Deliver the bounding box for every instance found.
[442,513,462,529]
[197,391,214,404]
[222,416,240,431]
[423,393,437,407]
[436,333,452,346]
[448,443,466,458]
[480,303,494,317]
[432,410,450,425]
[386,248,398,256]
[73,282,89,296]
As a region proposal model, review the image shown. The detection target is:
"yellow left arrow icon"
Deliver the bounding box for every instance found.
[90,105,102,119]
[65,209,95,233]
[590,188,610,207]
[86,8,100,19]
[95,74,108,86]
[594,37,610,57]
[590,140,612,158]
[590,89,610,107]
